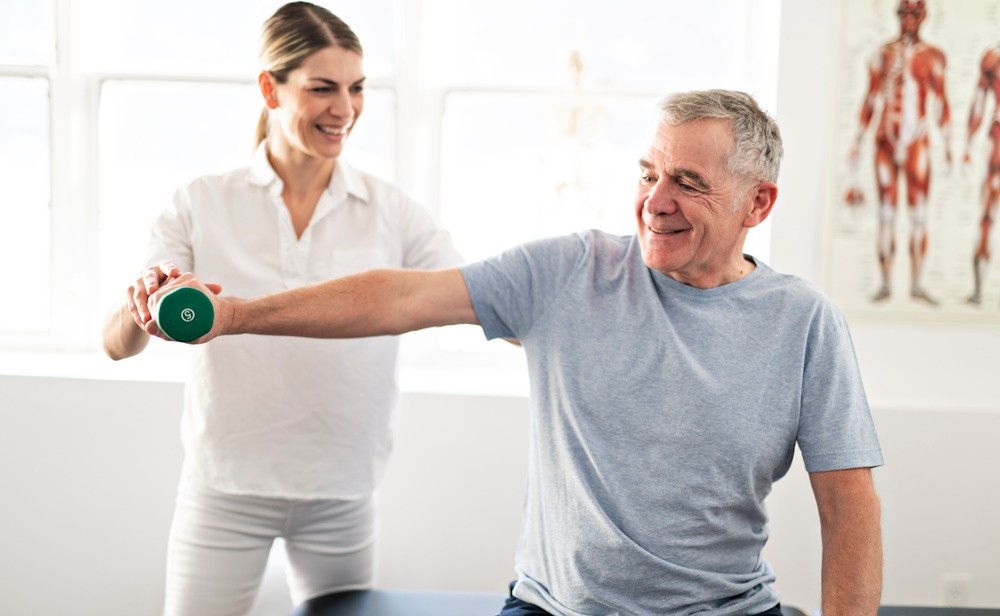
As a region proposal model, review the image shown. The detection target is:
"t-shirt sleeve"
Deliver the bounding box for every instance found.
[796,303,884,472]
[459,233,589,341]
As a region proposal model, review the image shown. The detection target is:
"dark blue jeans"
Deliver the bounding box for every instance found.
[496,582,784,616]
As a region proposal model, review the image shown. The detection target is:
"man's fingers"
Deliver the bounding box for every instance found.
[144,319,164,339]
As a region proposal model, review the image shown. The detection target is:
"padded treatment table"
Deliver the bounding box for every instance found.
[291,593,1000,616]
[290,589,507,616]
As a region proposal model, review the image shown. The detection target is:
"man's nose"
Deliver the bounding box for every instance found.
[645,181,678,215]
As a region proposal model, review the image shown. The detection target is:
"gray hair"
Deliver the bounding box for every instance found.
[658,89,783,184]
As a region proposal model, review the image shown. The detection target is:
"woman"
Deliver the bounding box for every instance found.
[102,3,461,614]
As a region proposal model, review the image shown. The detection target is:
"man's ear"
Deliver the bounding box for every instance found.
[258,70,279,109]
[743,182,778,228]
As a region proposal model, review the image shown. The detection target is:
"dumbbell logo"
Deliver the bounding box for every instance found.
[181,308,196,322]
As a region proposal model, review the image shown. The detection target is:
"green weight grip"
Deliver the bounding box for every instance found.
[154,286,214,343]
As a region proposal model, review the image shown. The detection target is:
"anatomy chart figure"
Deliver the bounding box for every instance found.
[963,44,1000,305]
[846,0,952,304]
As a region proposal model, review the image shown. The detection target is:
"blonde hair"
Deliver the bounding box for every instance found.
[255,2,363,147]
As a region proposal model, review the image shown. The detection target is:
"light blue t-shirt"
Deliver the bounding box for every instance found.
[459,230,883,616]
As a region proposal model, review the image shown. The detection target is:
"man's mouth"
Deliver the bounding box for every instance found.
[649,226,688,235]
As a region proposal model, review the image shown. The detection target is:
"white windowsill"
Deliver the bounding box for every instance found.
[0,347,530,399]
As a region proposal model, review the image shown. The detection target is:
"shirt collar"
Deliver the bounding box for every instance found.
[333,157,371,205]
[248,143,371,205]
[248,142,277,186]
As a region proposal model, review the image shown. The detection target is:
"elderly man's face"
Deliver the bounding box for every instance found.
[634,119,760,288]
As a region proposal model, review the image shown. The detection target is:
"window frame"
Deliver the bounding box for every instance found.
[1,0,775,391]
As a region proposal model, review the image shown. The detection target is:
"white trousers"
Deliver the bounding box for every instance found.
[163,480,377,616]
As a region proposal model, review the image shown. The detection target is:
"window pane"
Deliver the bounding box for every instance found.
[97,80,395,308]
[73,0,396,78]
[97,80,265,309]
[0,1,53,65]
[340,89,397,182]
[440,92,659,261]
[0,77,50,332]
[422,0,777,92]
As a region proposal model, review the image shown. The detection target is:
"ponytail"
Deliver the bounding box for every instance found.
[255,107,269,148]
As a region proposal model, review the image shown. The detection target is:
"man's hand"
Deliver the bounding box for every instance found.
[145,272,226,343]
[105,259,192,360]
[142,267,475,344]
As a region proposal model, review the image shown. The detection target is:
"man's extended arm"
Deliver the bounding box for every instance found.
[145,267,478,343]
[810,467,883,616]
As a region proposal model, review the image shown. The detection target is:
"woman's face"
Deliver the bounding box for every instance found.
[263,45,365,162]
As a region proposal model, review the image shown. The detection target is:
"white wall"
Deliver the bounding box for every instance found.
[0,373,528,615]
[772,1,1000,414]
[0,376,183,615]
[769,0,1000,610]
[2,3,999,615]
[2,372,998,615]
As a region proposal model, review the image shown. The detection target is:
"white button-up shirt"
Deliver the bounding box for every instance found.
[146,145,462,498]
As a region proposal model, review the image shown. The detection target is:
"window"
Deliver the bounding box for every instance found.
[3,0,780,383]
[1,0,53,336]
[1,77,50,333]
[404,0,780,370]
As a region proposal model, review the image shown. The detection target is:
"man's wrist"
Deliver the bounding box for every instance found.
[219,297,245,336]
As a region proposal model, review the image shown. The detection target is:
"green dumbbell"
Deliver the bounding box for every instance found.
[154,286,214,343]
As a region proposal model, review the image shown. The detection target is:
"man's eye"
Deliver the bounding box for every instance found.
[640,174,654,184]
[351,84,365,94]
[678,181,702,194]
[312,87,333,93]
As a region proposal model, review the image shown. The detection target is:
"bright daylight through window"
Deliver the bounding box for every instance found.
[1,0,779,386]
